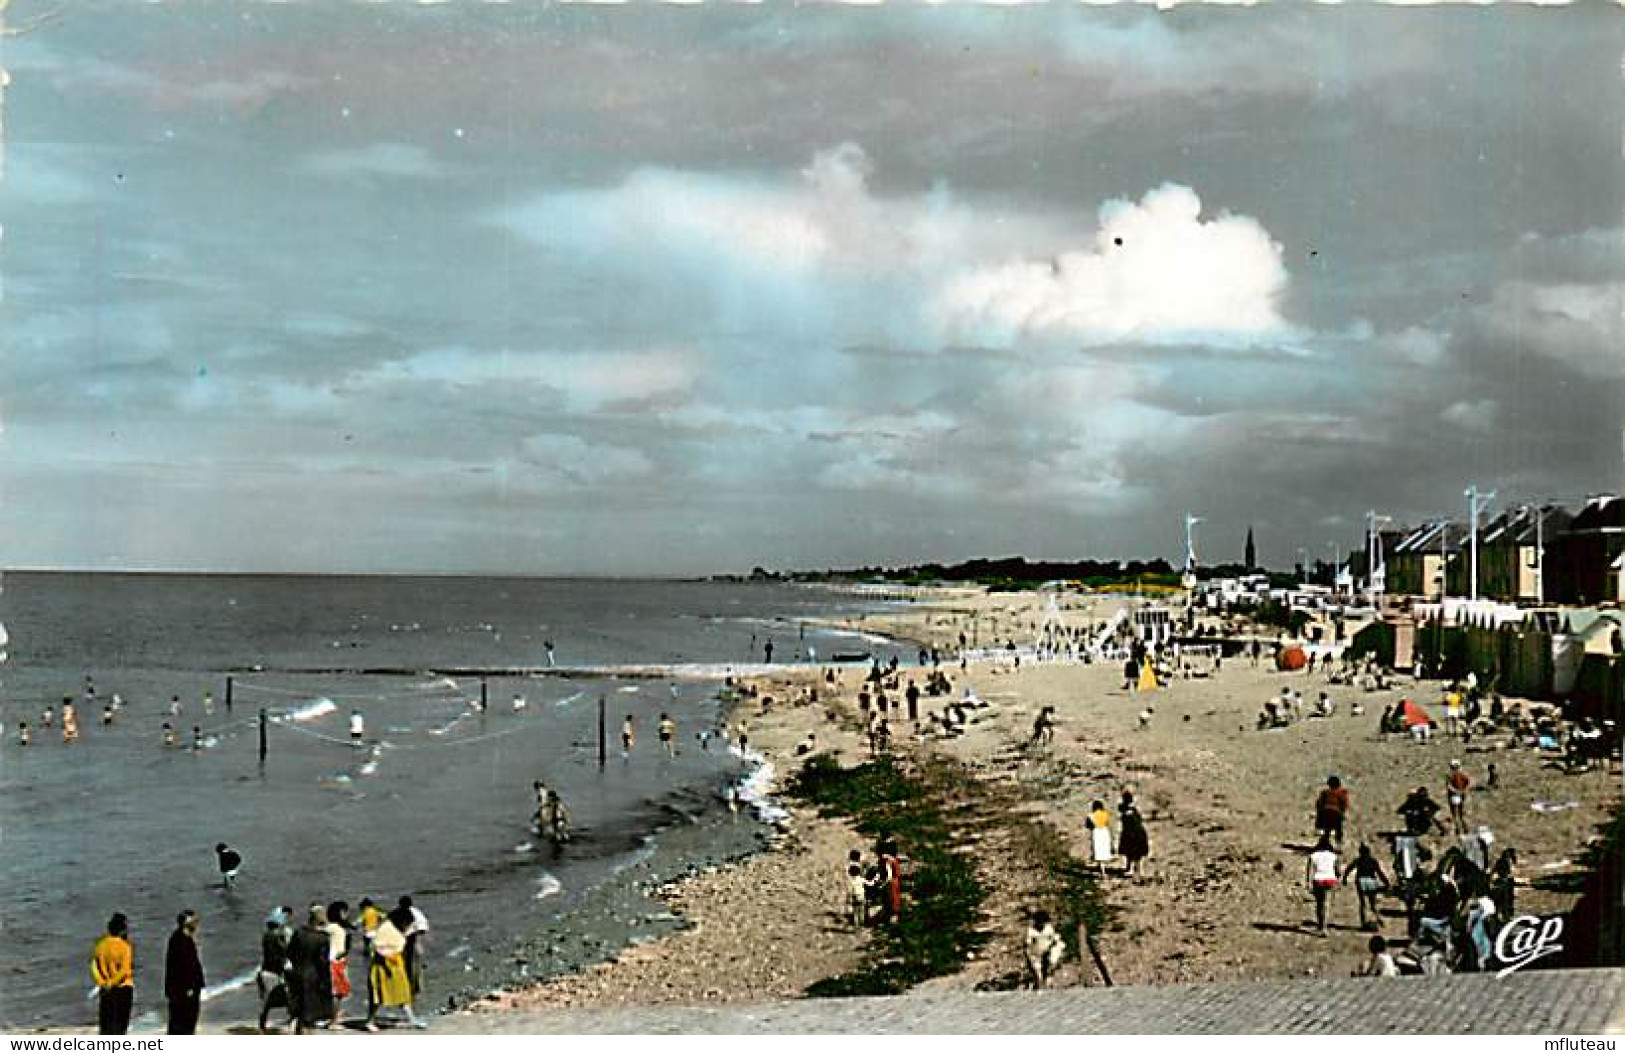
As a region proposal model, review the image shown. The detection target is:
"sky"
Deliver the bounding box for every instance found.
[1,3,1622,576]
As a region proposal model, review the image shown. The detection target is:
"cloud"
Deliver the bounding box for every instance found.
[301,144,447,181]
[356,347,696,411]
[1441,399,1497,433]
[1462,280,1624,381]
[499,149,1290,358]
[518,433,654,487]
[932,184,1291,349]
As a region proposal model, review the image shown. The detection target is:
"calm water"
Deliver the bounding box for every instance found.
[0,574,909,1030]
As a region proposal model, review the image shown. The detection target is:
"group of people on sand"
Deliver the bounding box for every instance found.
[1300,754,1522,974]
[1083,791,1151,878]
[89,892,431,1036]
[254,894,431,1033]
[842,837,904,928]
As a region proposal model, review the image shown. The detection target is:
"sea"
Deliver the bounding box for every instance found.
[0,573,915,1031]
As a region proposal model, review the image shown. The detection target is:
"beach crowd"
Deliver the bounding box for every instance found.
[88,888,434,1035]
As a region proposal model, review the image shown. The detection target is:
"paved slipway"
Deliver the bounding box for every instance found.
[436,968,1625,1034]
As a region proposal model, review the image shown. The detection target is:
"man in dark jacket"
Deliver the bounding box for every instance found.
[1398,786,1444,837]
[164,910,204,1035]
[286,905,334,1033]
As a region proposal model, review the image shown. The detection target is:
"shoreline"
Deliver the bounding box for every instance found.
[453,585,1624,1026]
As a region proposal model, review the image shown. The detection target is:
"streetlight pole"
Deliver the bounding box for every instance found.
[1365,510,1392,600]
[1465,485,1496,604]
[1183,514,1204,588]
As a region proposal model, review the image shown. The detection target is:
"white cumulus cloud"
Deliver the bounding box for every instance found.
[932,184,1290,349]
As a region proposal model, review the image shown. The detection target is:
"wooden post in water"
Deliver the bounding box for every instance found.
[258,707,268,765]
[480,679,488,711]
[225,676,234,714]
[598,695,607,768]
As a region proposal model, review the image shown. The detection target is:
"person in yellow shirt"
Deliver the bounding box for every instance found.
[91,913,134,1035]
[1086,801,1114,876]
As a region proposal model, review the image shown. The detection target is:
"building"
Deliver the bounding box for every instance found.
[1387,519,1466,598]
[1477,504,1573,603]
[1547,495,1625,605]
[1343,527,1407,594]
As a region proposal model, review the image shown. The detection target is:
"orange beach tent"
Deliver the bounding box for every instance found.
[1399,698,1433,728]
[1276,645,1307,672]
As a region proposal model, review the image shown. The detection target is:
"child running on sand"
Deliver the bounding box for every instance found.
[1342,843,1391,930]
[1306,834,1339,937]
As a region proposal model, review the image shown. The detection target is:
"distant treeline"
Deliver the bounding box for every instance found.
[734,556,1182,590]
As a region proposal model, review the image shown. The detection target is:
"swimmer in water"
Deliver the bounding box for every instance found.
[658,713,677,758]
[621,715,635,756]
[192,725,203,752]
[62,700,80,743]
[215,843,243,889]
[169,695,182,717]
[512,693,527,713]
[17,720,29,746]
[349,709,365,746]
[103,703,115,727]
[41,705,53,729]
[163,722,176,748]
[203,692,215,716]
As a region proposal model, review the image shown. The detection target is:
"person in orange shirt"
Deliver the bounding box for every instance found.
[1446,760,1472,829]
[91,913,134,1035]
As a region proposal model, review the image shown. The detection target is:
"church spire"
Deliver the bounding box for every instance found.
[1244,526,1256,572]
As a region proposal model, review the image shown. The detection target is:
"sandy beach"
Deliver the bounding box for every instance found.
[455,586,1621,1025]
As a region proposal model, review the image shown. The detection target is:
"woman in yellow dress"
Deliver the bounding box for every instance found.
[365,907,422,1030]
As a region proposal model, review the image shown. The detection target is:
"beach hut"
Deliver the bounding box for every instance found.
[1276,644,1307,672]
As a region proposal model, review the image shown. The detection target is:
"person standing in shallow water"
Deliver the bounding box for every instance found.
[90,913,134,1035]
[164,910,204,1035]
